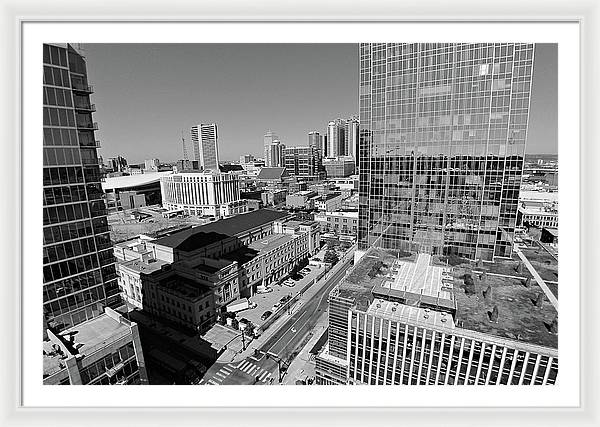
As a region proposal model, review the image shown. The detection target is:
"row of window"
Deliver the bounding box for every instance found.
[43,235,97,264]
[43,284,105,317]
[80,342,136,384]
[43,253,100,283]
[44,65,71,88]
[43,270,103,303]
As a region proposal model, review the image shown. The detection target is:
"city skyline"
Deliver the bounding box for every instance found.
[83,43,557,163]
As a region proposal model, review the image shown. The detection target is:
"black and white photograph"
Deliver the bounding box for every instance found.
[40,41,559,387]
[5,12,596,424]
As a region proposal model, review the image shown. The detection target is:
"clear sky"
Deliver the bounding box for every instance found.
[83,43,557,164]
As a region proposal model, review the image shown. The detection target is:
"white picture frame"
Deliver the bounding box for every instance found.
[2,1,599,426]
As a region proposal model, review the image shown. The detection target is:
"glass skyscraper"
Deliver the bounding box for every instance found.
[43,44,120,331]
[358,43,535,260]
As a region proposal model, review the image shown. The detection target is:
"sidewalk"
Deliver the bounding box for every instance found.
[281,311,328,385]
[216,245,355,365]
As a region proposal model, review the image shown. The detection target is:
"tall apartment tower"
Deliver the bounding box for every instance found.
[345,115,360,160]
[327,119,347,158]
[308,131,320,150]
[191,123,220,171]
[43,43,120,331]
[320,134,329,158]
[263,131,285,167]
[358,43,535,261]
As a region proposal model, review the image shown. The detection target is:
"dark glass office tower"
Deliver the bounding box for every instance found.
[43,44,120,332]
[358,43,534,260]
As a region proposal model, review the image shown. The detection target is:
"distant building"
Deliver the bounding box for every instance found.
[320,210,359,236]
[43,307,148,385]
[173,159,200,173]
[313,192,344,212]
[261,189,287,207]
[328,175,359,192]
[324,156,356,178]
[316,249,558,385]
[263,131,285,167]
[191,123,220,171]
[286,190,318,210]
[102,171,173,212]
[106,156,128,173]
[308,131,322,159]
[144,158,160,171]
[160,171,247,219]
[345,115,360,160]
[284,146,323,180]
[239,154,255,164]
[327,119,347,158]
[256,167,288,188]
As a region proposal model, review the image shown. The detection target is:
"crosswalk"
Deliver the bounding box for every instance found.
[199,360,273,385]
[235,360,273,384]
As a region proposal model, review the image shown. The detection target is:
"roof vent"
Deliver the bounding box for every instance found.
[391,306,396,312]
[376,303,381,308]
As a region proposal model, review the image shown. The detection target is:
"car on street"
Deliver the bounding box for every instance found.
[272,302,281,309]
[261,310,273,321]
[280,295,291,303]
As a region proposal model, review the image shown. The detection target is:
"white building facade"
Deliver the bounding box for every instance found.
[160,171,247,218]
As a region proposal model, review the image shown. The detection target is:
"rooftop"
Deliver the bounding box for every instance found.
[159,274,212,300]
[55,311,132,358]
[154,231,231,252]
[342,247,558,349]
[222,246,259,265]
[121,258,169,274]
[248,233,295,253]
[257,167,286,180]
[449,264,558,349]
[101,171,173,190]
[151,209,289,249]
[366,299,455,330]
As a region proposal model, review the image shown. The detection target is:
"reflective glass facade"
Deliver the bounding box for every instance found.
[43,44,120,331]
[358,43,534,260]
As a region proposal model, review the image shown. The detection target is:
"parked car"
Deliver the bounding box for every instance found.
[261,311,273,321]
[272,302,281,309]
[280,295,291,303]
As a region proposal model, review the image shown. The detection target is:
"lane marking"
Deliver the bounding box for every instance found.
[221,366,232,373]
[264,275,338,353]
[215,372,226,379]
[259,371,270,381]
[207,379,218,385]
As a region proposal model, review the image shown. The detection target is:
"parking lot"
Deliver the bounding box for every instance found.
[235,265,324,328]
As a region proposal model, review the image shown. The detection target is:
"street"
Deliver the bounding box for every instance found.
[199,256,352,385]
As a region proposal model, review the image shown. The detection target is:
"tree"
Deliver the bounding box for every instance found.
[324,250,339,265]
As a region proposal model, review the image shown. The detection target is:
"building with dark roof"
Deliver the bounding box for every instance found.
[114,209,320,330]
[257,167,288,182]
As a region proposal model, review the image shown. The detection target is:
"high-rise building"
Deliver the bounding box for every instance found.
[323,156,356,178]
[327,119,347,158]
[284,146,323,180]
[144,158,160,171]
[263,131,285,167]
[191,123,220,171]
[43,43,120,332]
[345,115,360,160]
[240,154,255,164]
[320,134,328,158]
[308,131,320,150]
[358,43,535,261]
[315,249,558,385]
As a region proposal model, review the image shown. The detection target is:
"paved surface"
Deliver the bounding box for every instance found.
[200,246,355,385]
